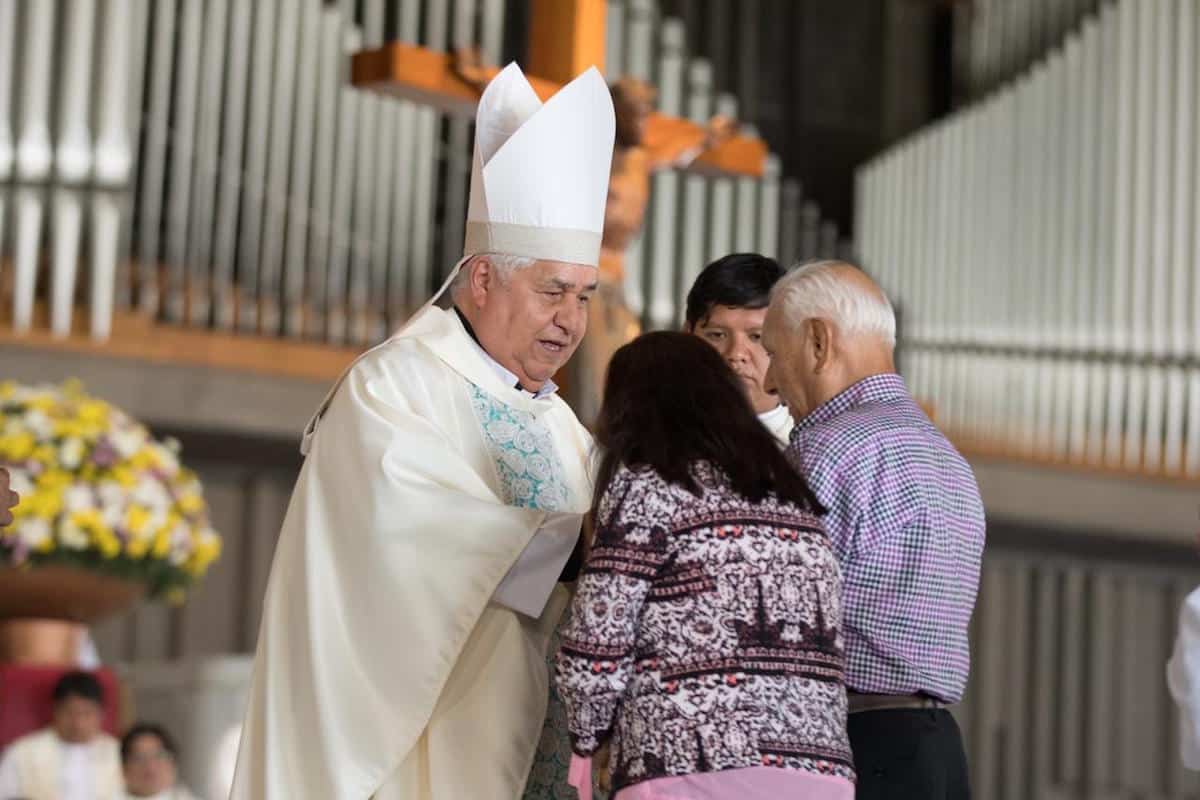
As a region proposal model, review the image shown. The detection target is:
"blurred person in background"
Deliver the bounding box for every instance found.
[120,724,198,800]
[0,671,122,800]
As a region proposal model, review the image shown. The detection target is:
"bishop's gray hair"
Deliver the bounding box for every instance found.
[770,260,896,347]
[450,252,537,294]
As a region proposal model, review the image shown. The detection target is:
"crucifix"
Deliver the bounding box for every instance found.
[351,0,770,412]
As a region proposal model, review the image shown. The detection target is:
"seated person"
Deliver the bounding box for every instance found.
[0,671,123,800]
[685,253,792,444]
[120,724,198,800]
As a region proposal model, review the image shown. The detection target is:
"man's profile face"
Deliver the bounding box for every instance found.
[762,306,819,421]
[53,695,103,744]
[690,305,777,415]
[123,733,178,797]
[471,259,596,390]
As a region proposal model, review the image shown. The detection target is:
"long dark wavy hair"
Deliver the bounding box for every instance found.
[590,331,823,518]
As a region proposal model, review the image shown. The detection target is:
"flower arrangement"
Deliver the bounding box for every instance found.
[0,380,221,601]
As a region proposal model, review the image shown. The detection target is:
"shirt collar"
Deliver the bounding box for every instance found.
[453,307,558,399]
[794,372,907,433]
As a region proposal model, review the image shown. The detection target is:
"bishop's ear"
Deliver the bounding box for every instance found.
[468,256,495,305]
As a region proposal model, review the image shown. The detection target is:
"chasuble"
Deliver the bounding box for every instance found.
[230,305,593,800]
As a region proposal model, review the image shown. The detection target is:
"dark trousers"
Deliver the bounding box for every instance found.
[848,708,971,800]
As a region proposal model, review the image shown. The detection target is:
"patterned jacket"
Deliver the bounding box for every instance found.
[554,462,855,792]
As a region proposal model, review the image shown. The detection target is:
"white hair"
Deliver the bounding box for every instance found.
[450,252,537,294]
[770,259,896,347]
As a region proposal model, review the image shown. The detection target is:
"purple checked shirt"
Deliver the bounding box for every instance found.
[786,373,985,703]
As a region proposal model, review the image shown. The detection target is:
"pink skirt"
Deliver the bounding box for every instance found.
[568,755,854,800]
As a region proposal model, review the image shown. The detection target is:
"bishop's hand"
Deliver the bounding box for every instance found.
[0,467,17,527]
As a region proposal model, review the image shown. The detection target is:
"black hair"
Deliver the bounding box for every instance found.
[52,671,104,706]
[121,723,179,763]
[684,253,785,329]
[591,331,822,514]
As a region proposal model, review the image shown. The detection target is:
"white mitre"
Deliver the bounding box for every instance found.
[463,62,615,268]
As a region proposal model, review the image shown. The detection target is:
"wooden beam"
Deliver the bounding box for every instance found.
[0,305,360,383]
[352,42,561,116]
[350,43,769,178]
[526,0,606,84]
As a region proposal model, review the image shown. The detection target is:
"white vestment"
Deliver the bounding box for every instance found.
[230,306,593,800]
[0,728,122,800]
[1169,585,1200,769]
[758,403,794,446]
[120,788,199,800]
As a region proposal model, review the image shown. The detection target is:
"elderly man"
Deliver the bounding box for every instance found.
[231,63,614,800]
[685,253,791,444]
[763,260,985,800]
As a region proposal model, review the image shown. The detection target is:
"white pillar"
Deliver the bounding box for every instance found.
[282,0,323,338]
[236,0,280,331]
[184,0,230,327]
[137,0,178,315]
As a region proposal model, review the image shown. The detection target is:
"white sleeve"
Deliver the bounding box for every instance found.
[0,744,23,798]
[1168,586,1200,770]
[491,511,582,618]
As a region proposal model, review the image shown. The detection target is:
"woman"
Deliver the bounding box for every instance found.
[120,724,199,800]
[555,332,854,799]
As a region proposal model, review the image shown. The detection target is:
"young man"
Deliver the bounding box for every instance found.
[685,253,792,444]
[0,671,123,800]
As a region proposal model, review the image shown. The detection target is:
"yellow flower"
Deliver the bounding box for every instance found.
[129,447,160,472]
[37,469,73,491]
[94,529,121,559]
[25,395,56,413]
[77,400,109,427]
[108,465,136,488]
[125,536,150,559]
[125,505,152,536]
[21,489,63,521]
[52,419,87,439]
[176,493,204,515]
[151,528,171,559]
[30,444,56,465]
[0,431,35,461]
[0,381,14,399]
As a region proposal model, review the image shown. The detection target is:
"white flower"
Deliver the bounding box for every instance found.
[63,484,96,513]
[8,471,34,498]
[58,438,86,470]
[110,428,147,459]
[152,443,180,475]
[132,476,171,510]
[168,524,192,564]
[96,481,126,509]
[59,518,89,550]
[101,503,124,530]
[17,518,51,551]
[22,409,54,439]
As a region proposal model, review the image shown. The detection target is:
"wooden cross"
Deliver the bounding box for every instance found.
[350,0,769,178]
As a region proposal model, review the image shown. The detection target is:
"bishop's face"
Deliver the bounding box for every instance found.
[470,258,597,390]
